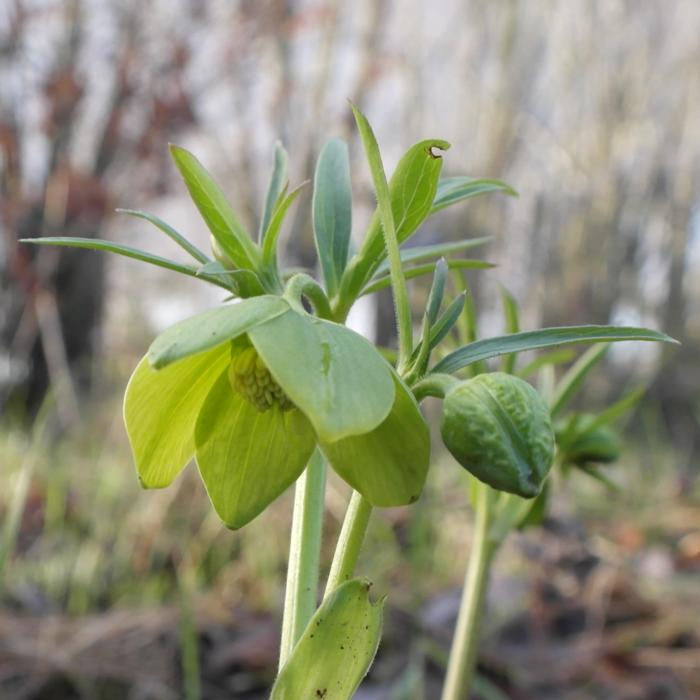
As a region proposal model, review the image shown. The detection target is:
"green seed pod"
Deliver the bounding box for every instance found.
[440,372,555,498]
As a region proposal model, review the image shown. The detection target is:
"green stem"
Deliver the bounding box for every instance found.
[324,490,373,598]
[284,273,334,320]
[441,482,497,700]
[411,372,458,401]
[279,450,327,670]
[351,104,413,372]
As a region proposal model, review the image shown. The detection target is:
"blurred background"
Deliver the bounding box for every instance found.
[1,1,698,698]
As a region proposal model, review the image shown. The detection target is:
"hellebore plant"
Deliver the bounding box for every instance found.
[23,105,677,699]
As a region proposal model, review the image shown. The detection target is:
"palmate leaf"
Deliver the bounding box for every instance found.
[148,295,289,368]
[432,326,678,375]
[321,374,430,507]
[313,138,352,298]
[431,176,517,214]
[124,344,231,488]
[271,579,383,700]
[194,372,316,529]
[169,145,261,270]
[20,237,231,290]
[259,141,289,241]
[249,309,395,442]
[116,208,210,264]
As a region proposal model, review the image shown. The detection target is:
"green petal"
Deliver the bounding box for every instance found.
[148,295,288,369]
[194,372,316,529]
[123,344,230,488]
[321,374,430,506]
[249,310,395,442]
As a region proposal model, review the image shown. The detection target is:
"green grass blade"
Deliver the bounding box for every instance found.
[116,208,210,264]
[432,326,678,375]
[431,177,517,214]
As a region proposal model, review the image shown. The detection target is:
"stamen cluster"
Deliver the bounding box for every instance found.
[229,346,294,412]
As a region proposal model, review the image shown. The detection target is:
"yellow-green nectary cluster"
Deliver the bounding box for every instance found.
[229,346,294,412]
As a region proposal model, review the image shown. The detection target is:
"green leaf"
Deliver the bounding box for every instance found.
[313,138,353,297]
[374,237,492,275]
[432,326,678,375]
[426,258,448,324]
[259,141,289,241]
[516,349,576,378]
[271,579,383,700]
[169,145,260,270]
[431,176,517,214]
[196,262,265,298]
[499,287,520,374]
[19,237,231,290]
[361,259,493,296]
[194,372,316,529]
[116,208,210,264]
[549,344,609,417]
[321,373,430,506]
[148,296,289,369]
[123,345,230,488]
[339,135,450,304]
[249,310,395,442]
[261,181,308,265]
[427,292,466,351]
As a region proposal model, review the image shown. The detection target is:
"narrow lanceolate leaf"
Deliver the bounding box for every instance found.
[148,295,289,369]
[261,181,309,265]
[426,258,448,324]
[500,286,520,374]
[19,238,230,290]
[271,579,384,700]
[313,138,353,298]
[124,345,230,488]
[374,237,492,275]
[169,145,260,270]
[362,260,493,296]
[259,141,289,242]
[352,104,413,369]
[116,209,210,264]
[195,373,316,529]
[549,343,609,417]
[432,326,679,375]
[339,134,450,303]
[431,176,517,214]
[321,374,430,506]
[249,310,395,442]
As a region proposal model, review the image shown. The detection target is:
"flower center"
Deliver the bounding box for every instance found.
[229,346,294,412]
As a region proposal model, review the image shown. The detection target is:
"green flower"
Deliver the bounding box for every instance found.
[124,295,430,528]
